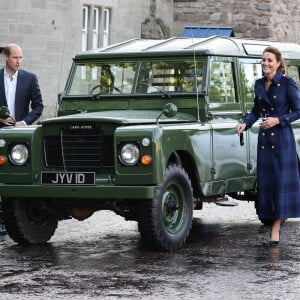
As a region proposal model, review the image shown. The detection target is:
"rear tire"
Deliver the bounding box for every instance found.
[253,183,273,225]
[2,198,58,244]
[258,218,273,226]
[138,164,194,251]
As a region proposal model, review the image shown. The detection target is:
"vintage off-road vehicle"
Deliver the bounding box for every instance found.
[1,36,300,251]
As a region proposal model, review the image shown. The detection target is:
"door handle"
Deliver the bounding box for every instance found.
[239,132,244,146]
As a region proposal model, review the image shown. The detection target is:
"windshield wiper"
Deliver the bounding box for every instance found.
[92,92,102,100]
[138,82,171,98]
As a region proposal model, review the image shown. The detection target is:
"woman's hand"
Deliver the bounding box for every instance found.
[236,123,246,135]
[259,117,280,129]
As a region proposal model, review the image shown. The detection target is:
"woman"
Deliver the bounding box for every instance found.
[236,46,300,245]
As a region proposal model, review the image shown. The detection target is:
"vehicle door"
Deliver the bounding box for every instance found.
[207,56,250,194]
[238,58,262,179]
[286,63,300,154]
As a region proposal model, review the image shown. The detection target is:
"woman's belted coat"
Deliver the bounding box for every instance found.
[244,70,300,220]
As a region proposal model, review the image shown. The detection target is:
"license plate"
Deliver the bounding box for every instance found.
[41,172,95,185]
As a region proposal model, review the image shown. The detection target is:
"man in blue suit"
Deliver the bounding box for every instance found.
[0,43,44,233]
[0,43,43,125]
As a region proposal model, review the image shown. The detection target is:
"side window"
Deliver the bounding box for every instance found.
[136,60,204,94]
[240,63,262,103]
[287,65,300,89]
[208,61,236,103]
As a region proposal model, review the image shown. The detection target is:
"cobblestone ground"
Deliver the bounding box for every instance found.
[0,200,299,300]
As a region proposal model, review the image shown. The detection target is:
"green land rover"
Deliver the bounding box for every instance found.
[1,36,300,250]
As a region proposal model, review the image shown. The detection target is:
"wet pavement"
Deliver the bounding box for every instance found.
[0,200,299,300]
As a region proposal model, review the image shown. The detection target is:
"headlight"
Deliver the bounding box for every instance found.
[9,144,29,165]
[119,143,140,166]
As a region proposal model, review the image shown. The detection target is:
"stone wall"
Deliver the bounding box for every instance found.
[173,0,300,43]
[141,0,173,39]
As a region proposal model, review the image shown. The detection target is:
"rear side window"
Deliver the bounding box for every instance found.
[287,65,300,89]
[208,61,236,103]
[136,60,204,94]
[240,62,262,103]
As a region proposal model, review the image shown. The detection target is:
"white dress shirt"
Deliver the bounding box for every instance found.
[4,69,18,119]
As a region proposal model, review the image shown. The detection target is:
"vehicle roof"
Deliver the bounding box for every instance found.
[75,36,300,60]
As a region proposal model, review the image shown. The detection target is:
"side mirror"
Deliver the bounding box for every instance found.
[156,103,177,125]
[163,103,177,118]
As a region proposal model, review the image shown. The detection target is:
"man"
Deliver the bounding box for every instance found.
[0,43,43,125]
[0,43,44,233]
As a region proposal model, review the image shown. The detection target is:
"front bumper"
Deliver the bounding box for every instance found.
[0,184,157,199]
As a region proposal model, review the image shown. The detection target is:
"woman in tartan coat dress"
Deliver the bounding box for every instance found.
[237,46,300,245]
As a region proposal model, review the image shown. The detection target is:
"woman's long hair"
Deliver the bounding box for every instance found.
[263,46,287,75]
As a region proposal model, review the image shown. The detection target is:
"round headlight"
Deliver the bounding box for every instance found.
[119,143,139,166]
[9,144,29,165]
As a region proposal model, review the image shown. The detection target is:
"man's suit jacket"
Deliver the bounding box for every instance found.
[0,68,43,125]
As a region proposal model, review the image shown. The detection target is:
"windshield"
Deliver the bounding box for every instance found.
[66,60,204,96]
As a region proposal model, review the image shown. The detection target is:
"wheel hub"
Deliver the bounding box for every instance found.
[162,188,186,234]
[166,200,179,217]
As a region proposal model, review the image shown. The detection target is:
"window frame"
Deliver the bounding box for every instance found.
[208,56,238,105]
[81,6,89,51]
[103,8,110,47]
[92,7,100,49]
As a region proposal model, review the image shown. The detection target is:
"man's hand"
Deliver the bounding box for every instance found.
[15,121,26,126]
[0,117,15,126]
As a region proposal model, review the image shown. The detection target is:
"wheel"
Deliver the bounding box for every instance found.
[255,198,273,225]
[258,218,273,226]
[138,164,194,251]
[258,218,287,226]
[2,198,58,244]
[255,197,273,225]
[252,182,271,225]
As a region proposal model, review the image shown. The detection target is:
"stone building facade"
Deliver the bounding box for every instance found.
[173,0,300,42]
[142,0,173,39]
[0,0,299,119]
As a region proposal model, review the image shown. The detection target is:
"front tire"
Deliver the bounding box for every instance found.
[2,198,58,244]
[138,164,194,251]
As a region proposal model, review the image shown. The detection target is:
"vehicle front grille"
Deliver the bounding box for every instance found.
[44,123,114,172]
